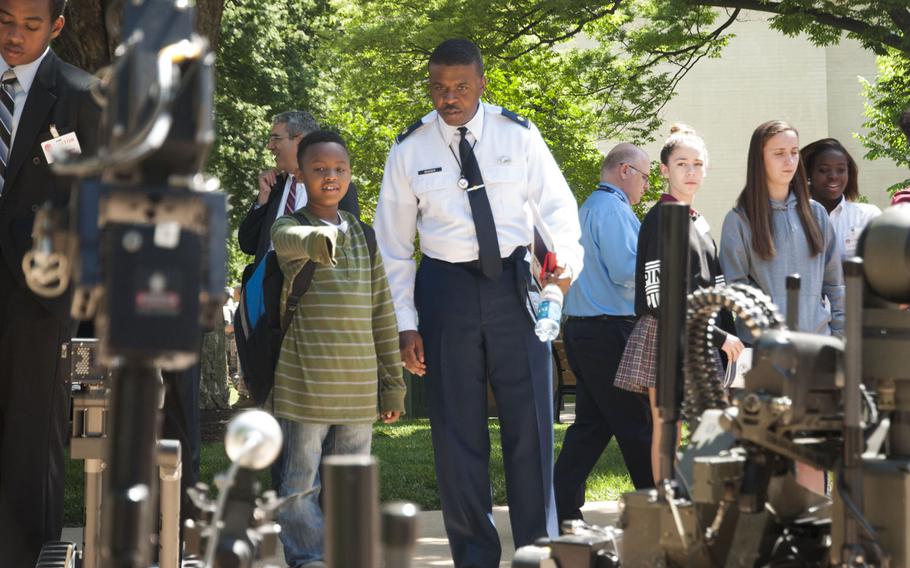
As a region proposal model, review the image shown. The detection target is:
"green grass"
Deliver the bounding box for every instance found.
[63,415,635,526]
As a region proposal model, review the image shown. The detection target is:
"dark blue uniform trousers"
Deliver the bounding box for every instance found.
[416,256,558,568]
[553,317,654,524]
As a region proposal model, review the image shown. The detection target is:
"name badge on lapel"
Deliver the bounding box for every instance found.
[41,124,82,164]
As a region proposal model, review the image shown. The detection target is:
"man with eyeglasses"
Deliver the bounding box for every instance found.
[238,110,360,264]
[553,143,655,525]
[625,162,650,190]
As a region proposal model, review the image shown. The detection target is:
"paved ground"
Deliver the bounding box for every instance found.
[62,500,619,567]
[409,500,620,567]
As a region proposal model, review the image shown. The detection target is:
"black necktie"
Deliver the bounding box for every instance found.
[458,126,501,280]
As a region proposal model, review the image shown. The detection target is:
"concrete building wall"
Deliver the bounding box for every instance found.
[599,12,906,238]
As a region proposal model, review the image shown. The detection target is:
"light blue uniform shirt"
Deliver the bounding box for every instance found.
[564,183,640,317]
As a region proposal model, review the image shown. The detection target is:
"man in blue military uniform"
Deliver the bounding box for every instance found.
[375,38,583,567]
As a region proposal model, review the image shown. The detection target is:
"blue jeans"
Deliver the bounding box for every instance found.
[276,418,373,567]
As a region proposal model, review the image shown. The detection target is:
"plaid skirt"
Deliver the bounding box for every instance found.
[614,315,658,394]
[614,314,726,394]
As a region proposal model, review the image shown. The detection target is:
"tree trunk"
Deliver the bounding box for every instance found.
[199,328,230,410]
[196,0,225,50]
[56,0,224,72]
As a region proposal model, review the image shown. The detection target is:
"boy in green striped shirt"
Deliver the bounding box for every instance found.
[270,130,405,568]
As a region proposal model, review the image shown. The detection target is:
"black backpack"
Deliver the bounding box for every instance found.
[234,212,377,405]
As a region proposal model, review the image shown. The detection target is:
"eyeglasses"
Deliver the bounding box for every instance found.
[267,134,299,144]
[624,163,650,187]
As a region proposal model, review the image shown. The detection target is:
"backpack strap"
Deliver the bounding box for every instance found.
[280,211,316,334]
[358,220,377,265]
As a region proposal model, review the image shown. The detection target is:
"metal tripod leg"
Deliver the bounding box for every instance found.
[70,382,108,568]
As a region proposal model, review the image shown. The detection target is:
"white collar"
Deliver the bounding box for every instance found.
[436,101,485,146]
[1,47,50,95]
[321,215,349,233]
[830,196,847,214]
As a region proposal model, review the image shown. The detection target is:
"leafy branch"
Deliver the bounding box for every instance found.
[687,0,910,54]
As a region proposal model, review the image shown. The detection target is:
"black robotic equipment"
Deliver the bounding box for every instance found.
[29,3,421,567]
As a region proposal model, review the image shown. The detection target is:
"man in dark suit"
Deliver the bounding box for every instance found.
[238,110,360,264]
[0,0,100,564]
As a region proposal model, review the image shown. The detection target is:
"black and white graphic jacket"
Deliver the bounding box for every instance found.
[633,194,734,349]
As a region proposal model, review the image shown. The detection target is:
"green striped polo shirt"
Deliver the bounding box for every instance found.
[270,209,405,424]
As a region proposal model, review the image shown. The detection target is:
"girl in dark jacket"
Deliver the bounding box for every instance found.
[615,124,743,485]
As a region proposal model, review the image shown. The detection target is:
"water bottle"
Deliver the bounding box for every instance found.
[534,283,563,342]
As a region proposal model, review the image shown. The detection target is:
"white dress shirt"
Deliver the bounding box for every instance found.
[276,175,307,218]
[828,197,880,258]
[375,102,584,331]
[1,47,51,147]
[266,176,307,252]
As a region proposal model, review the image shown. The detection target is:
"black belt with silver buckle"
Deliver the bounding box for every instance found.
[452,247,526,271]
[566,314,636,322]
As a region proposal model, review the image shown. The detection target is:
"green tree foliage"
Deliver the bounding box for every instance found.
[312,0,909,215]
[860,52,910,194]
[683,0,910,56]
[52,0,909,251]
[318,0,736,214]
[210,0,909,255]
[211,0,332,281]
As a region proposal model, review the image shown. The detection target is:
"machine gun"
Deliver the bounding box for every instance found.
[514,203,910,567]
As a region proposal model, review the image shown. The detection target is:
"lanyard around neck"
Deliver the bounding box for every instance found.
[449,131,478,190]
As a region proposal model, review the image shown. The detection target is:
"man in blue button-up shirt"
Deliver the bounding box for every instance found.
[554,143,655,524]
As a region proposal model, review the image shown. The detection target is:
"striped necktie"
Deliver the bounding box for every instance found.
[284,176,298,215]
[0,69,17,195]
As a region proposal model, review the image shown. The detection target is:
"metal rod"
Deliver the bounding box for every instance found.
[842,258,865,551]
[208,466,259,567]
[157,439,182,568]
[382,501,420,568]
[83,458,104,568]
[786,274,801,330]
[324,455,380,568]
[99,363,162,568]
[656,203,690,487]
